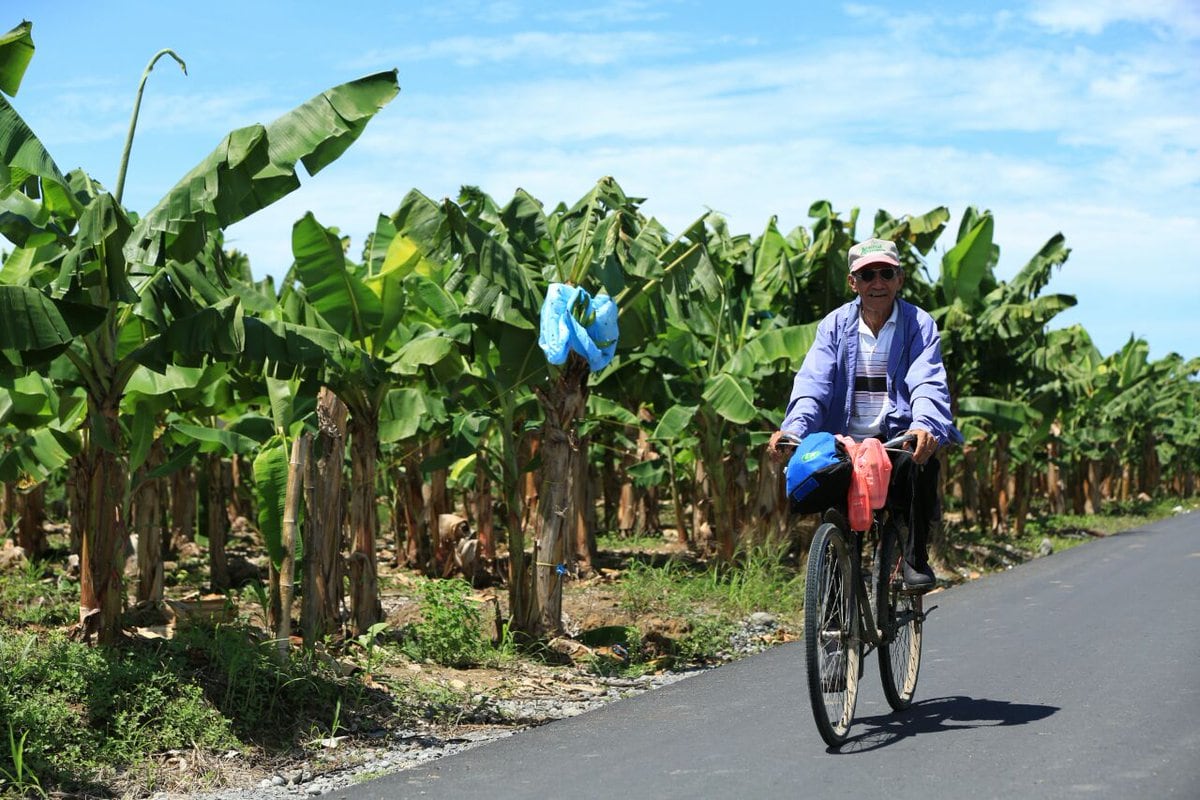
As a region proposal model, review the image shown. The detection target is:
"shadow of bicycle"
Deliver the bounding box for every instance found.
[834,696,1060,753]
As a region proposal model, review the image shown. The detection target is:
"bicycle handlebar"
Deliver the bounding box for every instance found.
[881,433,917,450]
[776,432,919,451]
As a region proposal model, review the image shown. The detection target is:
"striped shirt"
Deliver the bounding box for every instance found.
[847,305,898,439]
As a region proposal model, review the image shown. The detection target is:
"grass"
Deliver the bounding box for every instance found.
[595,531,669,552]
[613,540,804,664]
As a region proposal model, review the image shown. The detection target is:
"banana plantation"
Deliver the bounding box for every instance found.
[2,21,1197,651]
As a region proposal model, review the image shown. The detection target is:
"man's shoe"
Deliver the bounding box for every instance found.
[902,559,936,590]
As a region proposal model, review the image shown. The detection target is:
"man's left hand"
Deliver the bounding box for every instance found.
[906,428,938,465]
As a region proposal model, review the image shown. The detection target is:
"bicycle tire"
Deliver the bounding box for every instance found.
[875,521,922,710]
[804,522,860,746]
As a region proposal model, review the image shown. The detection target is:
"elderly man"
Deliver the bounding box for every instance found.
[768,238,962,588]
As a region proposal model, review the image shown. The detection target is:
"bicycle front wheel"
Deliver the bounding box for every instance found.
[875,522,922,710]
[804,522,860,746]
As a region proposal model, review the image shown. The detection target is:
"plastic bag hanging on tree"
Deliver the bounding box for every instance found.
[537,283,618,371]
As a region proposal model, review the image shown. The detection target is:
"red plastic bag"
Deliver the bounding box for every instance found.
[836,436,893,531]
[855,437,892,509]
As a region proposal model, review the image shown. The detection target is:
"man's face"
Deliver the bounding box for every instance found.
[849,264,904,315]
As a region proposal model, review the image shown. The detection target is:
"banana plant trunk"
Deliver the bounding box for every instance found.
[78,394,128,645]
[133,440,166,604]
[276,433,309,659]
[15,482,47,559]
[206,453,230,592]
[400,450,431,571]
[474,447,496,580]
[528,353,590,637]
[348,411,382,635]
[303,387,348,647]
[169,462,196,554]
[571,433,595,575]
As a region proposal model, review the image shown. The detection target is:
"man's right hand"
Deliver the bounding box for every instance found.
[767,430,790,461]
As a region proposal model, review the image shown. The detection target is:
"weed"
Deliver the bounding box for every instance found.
[0,631,238,794]
[402,579,490,668]
[0,559,75,628]
[612,542,802,664]
[239,581,272,628]
[596,531,666,551]
[586,625,653,676]
[675,616,735,663]
[355,621,392,673]
[1,723,46,799]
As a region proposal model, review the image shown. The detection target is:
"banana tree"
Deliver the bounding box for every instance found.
[0,22,399,643]
[391,179,715,636]
[281,206,460,634]
[0,374,84,557]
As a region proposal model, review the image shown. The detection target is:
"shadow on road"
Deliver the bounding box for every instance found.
[835,696,1060,753]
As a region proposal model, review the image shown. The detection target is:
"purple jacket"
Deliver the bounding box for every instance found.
[781,297,962,445]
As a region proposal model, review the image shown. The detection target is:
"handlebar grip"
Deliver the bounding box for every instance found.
[882,433,917,449]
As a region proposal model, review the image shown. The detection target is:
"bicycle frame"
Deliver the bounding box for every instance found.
[822,507,930,655]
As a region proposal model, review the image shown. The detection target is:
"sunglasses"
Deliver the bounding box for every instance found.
[852,267,900,282]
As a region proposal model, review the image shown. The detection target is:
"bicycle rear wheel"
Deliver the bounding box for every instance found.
[875,521,922,710]
[804,522,860,746]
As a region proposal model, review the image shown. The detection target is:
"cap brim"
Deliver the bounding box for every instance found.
[850,253,900,272]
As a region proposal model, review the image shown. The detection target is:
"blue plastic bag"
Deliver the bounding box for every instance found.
[537,283,618,371]
[785,432,852,513]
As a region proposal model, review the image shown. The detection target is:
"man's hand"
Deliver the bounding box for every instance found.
[906,428,938,465]
[767,430,791,462]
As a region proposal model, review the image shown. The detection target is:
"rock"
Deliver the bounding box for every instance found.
[0,541,27,571]
[547,637,592,660]
[748,611,778,628]
[1038,538,1053,557]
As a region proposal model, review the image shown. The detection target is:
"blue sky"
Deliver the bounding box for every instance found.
[7,1,1199,360]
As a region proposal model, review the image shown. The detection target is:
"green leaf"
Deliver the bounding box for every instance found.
[587,396,640,427]
[124,364,212,396]
[131,295,245,373]
[957,396,1042,433]
[0,285,76,351]
[265,375,294,434]
[292,212,384,341]
[652,403,698,440]
[626,458,666,488]
[0,427,75,482]
[393,334,455,374]
[0,21,35,97]
[241,317,355,375]
[171,422,258,455]
[143,441,201,482]
[702,373,757,425]
[0,95,78,219]
[379,387,433,442]
[253,440,289,567]
[127,70,399,269]
[941,213,993,306]
[128,402,156,474]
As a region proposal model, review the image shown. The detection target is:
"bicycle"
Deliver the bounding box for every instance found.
[798,433,937,746]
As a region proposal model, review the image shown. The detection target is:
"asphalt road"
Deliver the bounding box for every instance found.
[346,513,1200,799]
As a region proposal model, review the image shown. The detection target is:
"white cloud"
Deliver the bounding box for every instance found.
[355,30,691,69]
[1028,0,1200,38]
